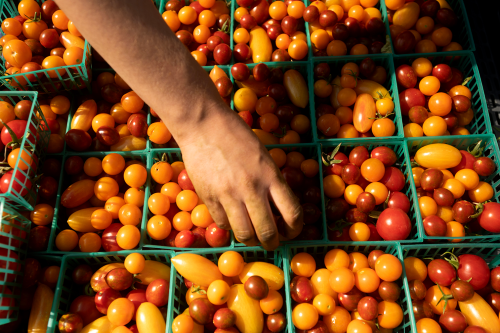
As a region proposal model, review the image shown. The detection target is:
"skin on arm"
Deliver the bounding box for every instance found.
[55,0,303,249]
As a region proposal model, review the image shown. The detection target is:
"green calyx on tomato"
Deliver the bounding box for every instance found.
[435,283,454,314]
[322,143,343,166]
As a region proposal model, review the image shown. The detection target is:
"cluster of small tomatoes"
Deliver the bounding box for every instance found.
[233,0,309,62]
[1,0,86,90]
[52,153,149,252]
[171,251,286,333]
[386,0,463,54]
[398,57,475,138]
[290,248,404,332]
[314,58,397,139]
[412,142,499,241]
[404,251,500,333]
[162,0,231,66]
[148,156,231,248]
[267,147,322,240]
[323,144,413,241]
[306,0,387,57]
[231,62,312,145]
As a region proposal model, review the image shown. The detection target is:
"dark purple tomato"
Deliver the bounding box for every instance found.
[423,215,447,237]
[409,279,427,300]
[378,281,401,302]
[370,41,384,54]
[376,208,411,241]
[443,68,465,92]
[368,250,385,269]
[474,157,496,177]
[439,310,467,333]
[90,137,109,152]
[275,104,297,123]
[491,267,500,292]
[268,84,287,102]
[101,83,123,104]
[306,321,329,333]
[314,62,330,79]
[269,67,284,84]
[166,0,183,11]
[245,275,269,300]
[267,312,286,332]
[341,163,360,185]
[272,49,291,62]
[432,64,452,83]
[359,57,376,78]
[457,254,490,290]
[443,114,458,131]
[281,16,298,35]
[344,37,359,51]
[420,0,439,17]
[250,0,270,24]
[420,169,443,192]
[338,286,364,311]
[302,203,321,225]
[303,5,319,23]
[396,64,417,89]
[65,129,92,151]
[127,113,148,138]
[58,313,83,333]
[253,63,270,82]
[214,44,231,65]
[215,77,232,97]
[96,126,120,146]
[282,167,304,189]
[346,208,368,223]
[357,296,378,320]
[371,147,397,166]
[207,35,223,51]
[326,197,349,221]
[409,106,428,124]
[433,188,454,207]
[399,88,426,116]
[231,63,250,81]
[365,17,385,36]
[95,288,121,314]
[290,276,314,303]
[345,18,361,38]
[436,8,458,27]
[213,308,236,329]
[394,30,416,54]
[105,268,133,291]
[319,10,338,28]
[428,259,456,286]
[145,278,169,307]
[349,146,369,167]
[240,14,256,30]
[452,200,474,224]
[380,167,405,192]
[267,24,282,40]
[189,298,215,325]
[297,225,321,241]
[39,29,59,49]
[332,23,349,41]
[303,186,321,205]
[450,95,471,114]
[450,279,474,302]
[413,300,435,322]
[487,293,500,315]
[356,192,376,213]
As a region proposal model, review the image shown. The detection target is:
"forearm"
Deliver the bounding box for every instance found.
[55,0,227,146]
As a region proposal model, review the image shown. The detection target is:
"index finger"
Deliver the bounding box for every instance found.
[245,194,279,250]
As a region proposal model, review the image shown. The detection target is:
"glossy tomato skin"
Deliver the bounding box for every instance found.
[70,295,103,326]
[106,267,133,291]
[491,267,500,292]
[380,167,405,192]
[290,276,313,303]
[101,223,124,252]
[65,129,92,151]
[423,215,447,237]
[413,300,435,322]
[439,309,467,333]
[127,289,147,317]
[478,202,500,233]
[399,88,426,116]
[95,287,121,314]
[371,147,397,166]
[146,278,170,307]
[449,150,475,174]
[450,279,474,302]
[206,223,231,247]
[72,264,93,285]
[190,298,215,325]
[213,308,236,329]
[457,254,490,290]
[428,259,456,286]
[396,64,417,89]
[376,208,411,240]
[387,192,410,213]
[338,286,364,311]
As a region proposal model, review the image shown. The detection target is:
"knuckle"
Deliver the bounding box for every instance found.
[258,228,277,244]
[235,231,254,243]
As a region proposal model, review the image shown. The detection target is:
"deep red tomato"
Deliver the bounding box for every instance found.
[439,309,467,332]
[101,223,124,252]
[95,288,121,314]
[1,120,27,146]
[478,202,500,233]
[28,226,50,251]
[70,295,103,326]
[380,167,405,192]
[0,170,32,197]
[428,259,456,287]
[376,208,411,240]
[127,289,147,317]
[387,192,410,213]
[399,88,426,116]
[456,254,490,290]
[449,150,475,174]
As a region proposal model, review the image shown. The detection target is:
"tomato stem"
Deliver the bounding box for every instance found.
[442,251,460,270]
[467,140,484,157]
[84,283,95,296]
[321,143,343,166]
[462,76,472,86]
[435,283,454,314]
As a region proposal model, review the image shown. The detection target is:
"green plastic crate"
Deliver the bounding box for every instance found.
[406,133,500,243]
[0,0,91,94]
[0,91,51,210]
[320,139,423,243]
[45,151,150,254]
[311,53,404,142]
[387,0,475,55]
[400,243,500,333]
[394,50,491,137]
[167,246,288,333]
[286,242,412,332]
[234,143,326,246]
[0,198,30,326]
[50,250,175,333]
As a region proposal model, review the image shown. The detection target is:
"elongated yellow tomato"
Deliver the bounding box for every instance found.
[60,31,85,49]
[135,260,171,285]
[353,93,376,134]
[414,144,462,169]
[239,262,284,290]
[61,179,96,208]
[227,284,264,333]
[80,316,117,333]
[459,293,500,333]
[249,26,272,63]
[136,302,166,333]
[110,135,147,151]
[71,100,97,131]
[68,207,100,232]
[172,253,222,287]
[91,263,125,292]
[283,69,309,108]
[436,0,452,9]
[209,65,228,83]
[330,76,342,110]
[253,129,279,145]
[236,77,270,97]
[354,80,391,100]
[393,2,420,30]
[28,284,54,333]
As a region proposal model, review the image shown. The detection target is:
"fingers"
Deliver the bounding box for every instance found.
[221,198,259,247]
[204,198,231,230]
[245,194,280,250]
[269,179,303,240]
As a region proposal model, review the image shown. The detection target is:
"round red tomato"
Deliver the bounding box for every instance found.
[457,254,490,290]
[376,208,411,241]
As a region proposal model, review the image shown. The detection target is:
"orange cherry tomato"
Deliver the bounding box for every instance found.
[116,225,140,250]
[124,164,147,188]
[291,252,316,278]
[124,188,145,207]
[118,203,142,226]
[125,252,145,274]
[329,267,355,293]
[79,232,102,252]
[375,254,402,282]
[354,267,380,293]
[325,249,350,270]
[148,193,171,215]
[105,196,126,219]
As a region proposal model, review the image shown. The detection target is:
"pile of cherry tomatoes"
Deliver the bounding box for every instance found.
[411,142,499,241]
[386,0,463,54]
[171,251,286,333]
[306,0,387,57]
[1,0,87,91]
[162,0,231,66]
[290,247,404,332]
[147,154,231,249]
[314,57,397,139]
[398,57,476,137]
[323,144,414,241]
[231,62,312,144]
[404,248,500,332]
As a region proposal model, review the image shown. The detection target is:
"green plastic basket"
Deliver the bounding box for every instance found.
[387,0,475,55]
[45,151,150,254]
[406,133,500,243]
[0,0,91,94]
[0,198,30,326]
[167,246,288,333]
[320,139,423,243]
[50,250,175,333]
[394,50,491,137]
[311,53,405,142]
[233,143,326,246]
[286,242,412,332]
[0,91,51,210]
[400,243,500,333]
[142,148,235,250]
